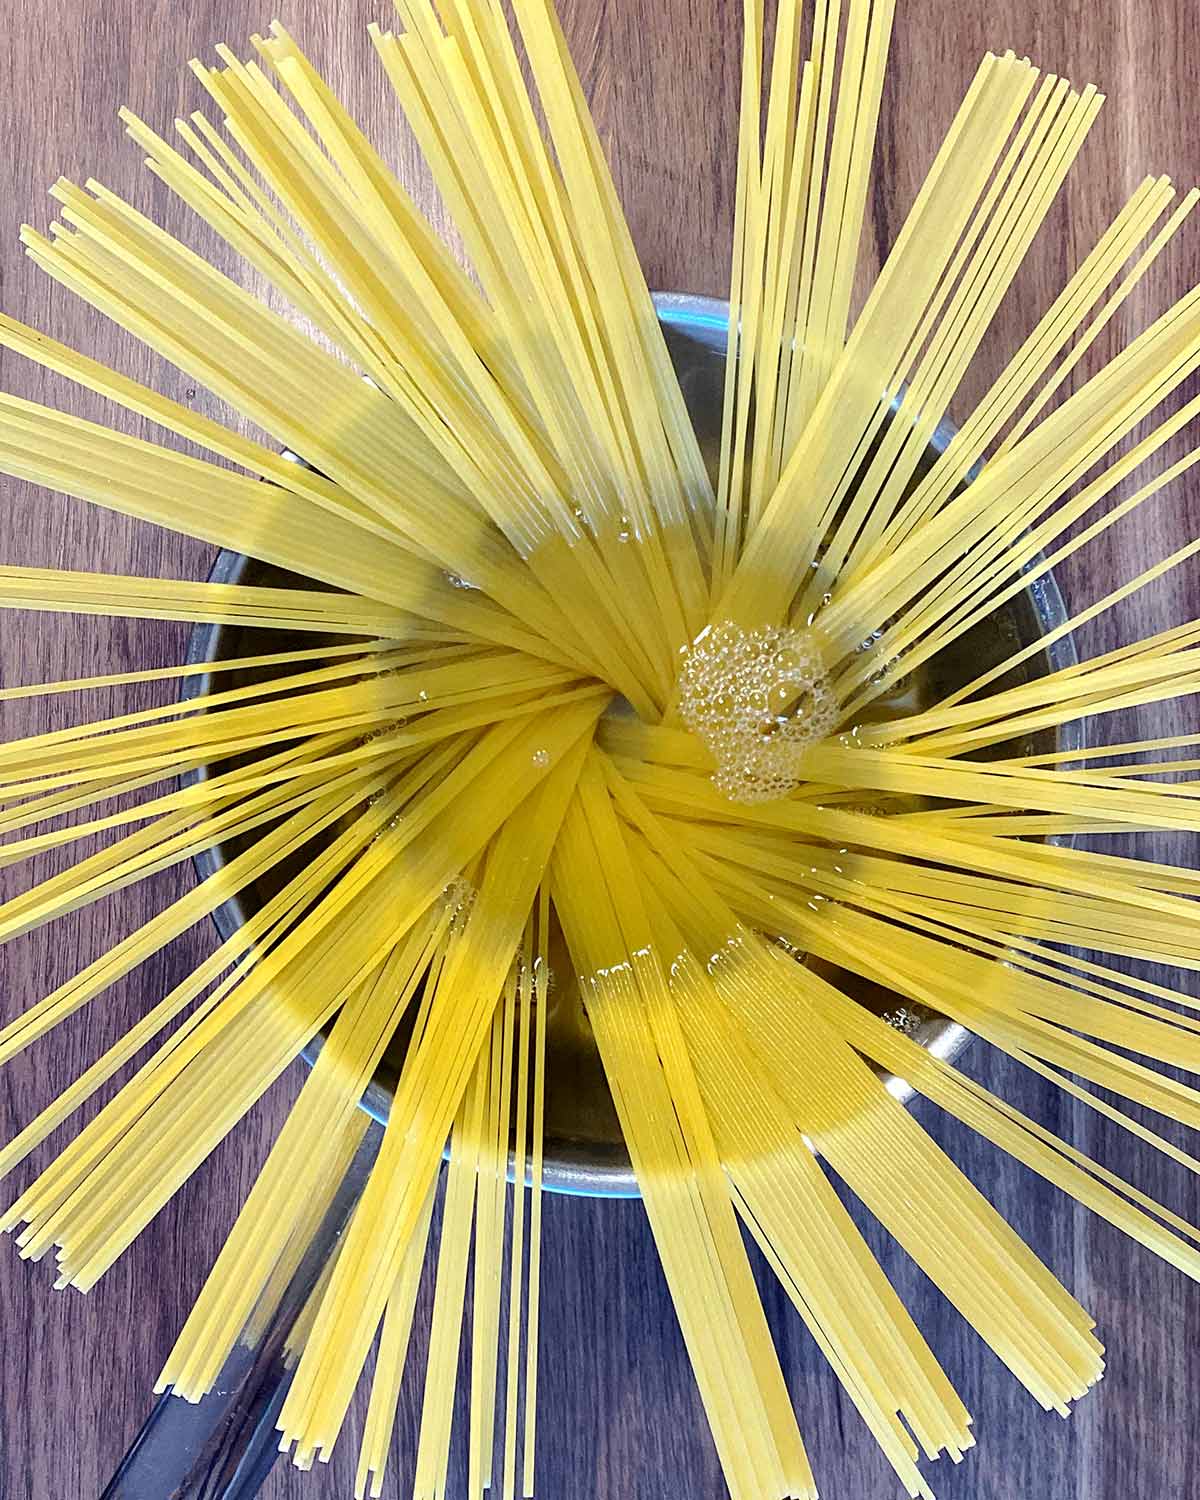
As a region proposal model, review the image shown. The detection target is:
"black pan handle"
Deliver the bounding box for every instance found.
[101,1120,383,1500]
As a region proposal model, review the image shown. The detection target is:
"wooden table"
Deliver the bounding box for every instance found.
[2,1,1199,1496]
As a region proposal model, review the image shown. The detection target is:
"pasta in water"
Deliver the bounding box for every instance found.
[3,1,1200,1497]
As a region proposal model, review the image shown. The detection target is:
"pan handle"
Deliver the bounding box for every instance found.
[101,1120,383,1500]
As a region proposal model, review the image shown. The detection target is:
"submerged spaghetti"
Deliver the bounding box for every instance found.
[2,2,1200,1498]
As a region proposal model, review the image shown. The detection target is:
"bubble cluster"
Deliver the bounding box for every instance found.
[535,952,558,999]
[882,1003,924,1036]
[360,720,405,745]
[442,876,477,932]
[678,621,837,804]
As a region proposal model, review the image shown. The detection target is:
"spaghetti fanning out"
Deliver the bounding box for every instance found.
[2,2,1200,1498]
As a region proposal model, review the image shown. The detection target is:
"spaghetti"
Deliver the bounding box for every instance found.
[1,1,1200,1497]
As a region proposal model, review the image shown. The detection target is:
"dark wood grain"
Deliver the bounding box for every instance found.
[2,1,1199,1497]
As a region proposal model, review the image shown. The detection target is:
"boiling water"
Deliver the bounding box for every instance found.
[185,307,1066,1185]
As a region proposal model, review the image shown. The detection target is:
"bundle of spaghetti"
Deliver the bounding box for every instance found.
[0,646,580,775]
[466,955,515,1497]
[21,4,712,714]
[614,750,1200,930]
[356,889,464,1496]
[715,51,1050,623]
[0,697,593,1221]
[711,46,1199,658]
[664,800,1200,1126]
[277,741,588,1465]
[0,568,438,637]
[369,0,708,699]
[813,281,1200,687]
[0,783,398,1182]
[840,175,1200,582]
[159,906,456,1398]
[703,852,1200,1282]
[864,623,1200,758]
[356,1180,436,1497]
[610,789,1200,1147]
[552,758,815,1500]
[715,0,897,589]
[601,769,1111,1402]
[400,922,543,1500]
[4,0,1200,1497]
[410,1053,486,1499]
[4,710,586,1296]
[660,945,972,1500]
[572,764,980,1497]
[824,169,1168,545]
[12,237,590,678]
[0,651,587,876]
[797,69,1110,612]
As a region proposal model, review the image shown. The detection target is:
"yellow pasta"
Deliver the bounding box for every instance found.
[2,2,1200,1498]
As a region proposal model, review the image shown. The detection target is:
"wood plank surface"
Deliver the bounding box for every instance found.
[1,1,1199,1497]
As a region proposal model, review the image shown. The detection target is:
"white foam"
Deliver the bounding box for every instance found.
[678,621,836,803]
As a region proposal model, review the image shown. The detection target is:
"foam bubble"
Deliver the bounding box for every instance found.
[361,721,403,745]
[442,876,477,932]
[678,621,836,803]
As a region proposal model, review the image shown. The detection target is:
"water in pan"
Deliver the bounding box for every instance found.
[183,298,1074,1194]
